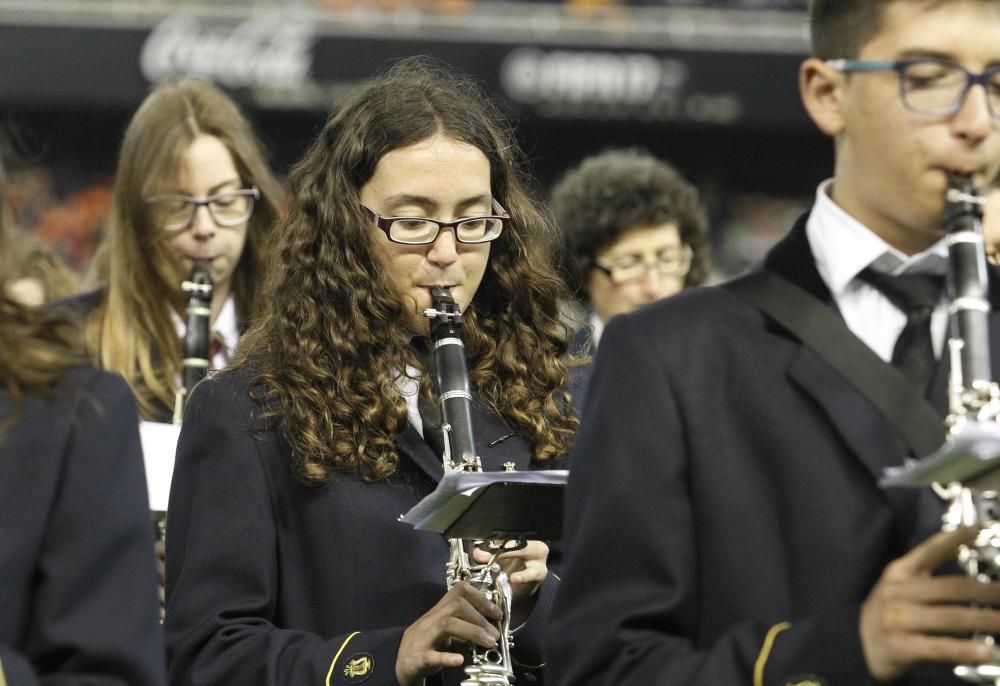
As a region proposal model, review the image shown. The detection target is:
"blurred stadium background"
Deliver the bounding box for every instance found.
[0,0,827,280]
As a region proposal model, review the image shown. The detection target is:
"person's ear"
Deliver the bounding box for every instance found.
[800,57,847,136]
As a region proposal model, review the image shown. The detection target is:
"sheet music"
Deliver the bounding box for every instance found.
[882,422,1000,487]
[399,469,568,530]
[139,421,181,511]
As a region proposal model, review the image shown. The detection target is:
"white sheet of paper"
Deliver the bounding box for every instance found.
[139,421,181,511]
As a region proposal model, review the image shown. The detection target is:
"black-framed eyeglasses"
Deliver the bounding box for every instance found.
[593,245,693,285]
[825,58,1000,120]
[146,187,260,232]
[361,199,509,245]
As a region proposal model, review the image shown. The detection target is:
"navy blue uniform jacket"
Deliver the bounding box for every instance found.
[0,367,166,685]
[547,218,1000,686]
[164,365,557,686]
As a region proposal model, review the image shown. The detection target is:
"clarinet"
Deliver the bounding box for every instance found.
[156,261,214,541]
[172,260,214,425]
[424,287,516,686]
[937,174,1000,684]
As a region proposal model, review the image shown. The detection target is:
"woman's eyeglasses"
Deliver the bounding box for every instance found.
[147,187,260,232]
[361,199,509,245]
[594,245,693,285]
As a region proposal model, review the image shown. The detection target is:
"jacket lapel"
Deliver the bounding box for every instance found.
[395,401,532,485]
[781,331,940,553]
[762,216,940,470]
[762,217,936,544]
[764,215,905,480]
[763,214,836,307]
[469,402,532,472]
[396,424,445,484]
[786,346,910,481]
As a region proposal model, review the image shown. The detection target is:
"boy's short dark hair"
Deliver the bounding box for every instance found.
[810,0,892,59]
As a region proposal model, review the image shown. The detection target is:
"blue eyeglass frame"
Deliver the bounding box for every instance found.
[825,58,1000,119]
[146,186,261,231]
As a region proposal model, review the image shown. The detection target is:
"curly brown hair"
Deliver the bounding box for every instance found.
[236,57,579,484]
[550,148,710,297]
[85,78,283,419]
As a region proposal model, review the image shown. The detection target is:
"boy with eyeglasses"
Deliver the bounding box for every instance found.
[548,2,1000,684]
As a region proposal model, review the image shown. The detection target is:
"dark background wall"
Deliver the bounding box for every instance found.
[0,1,830,278]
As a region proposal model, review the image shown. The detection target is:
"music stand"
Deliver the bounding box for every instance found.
[400,470,568,541]
[881,422,1000,491]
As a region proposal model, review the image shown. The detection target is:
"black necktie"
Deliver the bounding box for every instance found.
[411,336,446,457]
[858,267,945,393]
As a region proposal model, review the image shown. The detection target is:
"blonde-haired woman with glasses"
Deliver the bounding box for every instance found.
[64,77,283,422]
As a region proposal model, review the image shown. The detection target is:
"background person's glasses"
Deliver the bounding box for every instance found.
[362,199,509,245]
[594,245,693,285]
[147,187,260,231]
[825,58,1000,120]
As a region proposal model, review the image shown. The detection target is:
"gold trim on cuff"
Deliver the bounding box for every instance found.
[754,621,792,686]
[325,631,361,686]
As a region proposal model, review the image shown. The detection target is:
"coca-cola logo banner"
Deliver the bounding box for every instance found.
[140,14,316,89]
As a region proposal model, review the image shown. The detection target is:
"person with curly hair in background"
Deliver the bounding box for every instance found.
[550,148,710,352]
[0,155,166,685]
[164,57,579,686]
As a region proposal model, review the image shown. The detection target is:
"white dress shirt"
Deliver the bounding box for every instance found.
[396,365,427,438]
[806,179,950,363]
[589,311,606,349]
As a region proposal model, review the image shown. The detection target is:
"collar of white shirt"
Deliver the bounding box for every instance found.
[806,178,948,294]
[806,178,950,362]
[396,363,425,438]
[588,311,606,349]
[395,334,428,438]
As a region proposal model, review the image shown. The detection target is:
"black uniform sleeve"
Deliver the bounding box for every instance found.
[164,377,408,686]
[0,370,166,685]
[545,315,877,686]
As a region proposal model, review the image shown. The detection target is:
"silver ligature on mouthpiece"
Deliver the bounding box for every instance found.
[424,287,518,686]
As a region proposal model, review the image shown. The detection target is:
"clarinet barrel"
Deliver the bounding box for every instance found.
[173,260,214,424]
[945,173,993,393]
